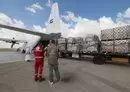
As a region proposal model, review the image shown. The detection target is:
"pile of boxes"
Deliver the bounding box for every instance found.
[82,34,99,53]
[57,38,66,51]
[101,25,130,53]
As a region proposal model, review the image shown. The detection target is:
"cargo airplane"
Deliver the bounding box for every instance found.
[0,2,62,52]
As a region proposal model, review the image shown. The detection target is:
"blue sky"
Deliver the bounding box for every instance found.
[0,0,130,47]
[58,0,130,18]
[0,0,130,27]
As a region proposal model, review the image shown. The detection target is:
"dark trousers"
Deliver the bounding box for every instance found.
[48,64,60,82]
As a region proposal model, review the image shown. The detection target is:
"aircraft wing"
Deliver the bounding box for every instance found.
[0,38,27,43]
[0,24,61,40]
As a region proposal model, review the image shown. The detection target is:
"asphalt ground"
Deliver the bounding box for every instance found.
[0,56,130,92]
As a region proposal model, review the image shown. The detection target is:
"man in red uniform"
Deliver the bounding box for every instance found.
[33,41,45,82]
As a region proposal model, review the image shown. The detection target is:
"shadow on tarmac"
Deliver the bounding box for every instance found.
[61,72,76,83]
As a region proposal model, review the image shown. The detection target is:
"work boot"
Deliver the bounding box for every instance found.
[39,76,45,82]
[48,81,54,85]
[34,75,38,81]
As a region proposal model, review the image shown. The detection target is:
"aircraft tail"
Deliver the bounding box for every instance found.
[46,2,67,37]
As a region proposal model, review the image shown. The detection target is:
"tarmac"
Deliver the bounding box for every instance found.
[0,52,130,92]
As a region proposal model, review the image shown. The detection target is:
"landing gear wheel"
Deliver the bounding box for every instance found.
[60,52,65,58]
[93,54,105,65]
[68,53,72,57]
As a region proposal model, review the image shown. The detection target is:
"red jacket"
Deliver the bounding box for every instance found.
[34,44,44,60]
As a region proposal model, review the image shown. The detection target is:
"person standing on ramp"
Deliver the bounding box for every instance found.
[47,40,60,85]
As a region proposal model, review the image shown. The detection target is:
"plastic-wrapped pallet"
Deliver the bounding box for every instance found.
[67,37,77,44]
[75,37,84,44]
[57,38,66,51]
[102,46,113,52]
[114,40,130,53]
[114,25,130,39]
[85,35,99,46]
[102,41,113,46]
[58,38,66,44]
[58,44,66,51]
[127,25,130,38]
[85,34,99,42]
[114,46,128,53]
[83,42,98,53]
[67,37,78,53]
[101,25,130,41]
[88,42,97,47]
[67,43,80,53]
[82,34,99,53]
[82,45,97,53]
[67,44,73,51]
[101,28,114,40]
[71,44,78,53]
[101,41,113,52]
[86,46,98,52]
[101,40,130,53]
